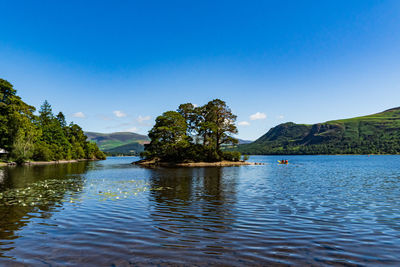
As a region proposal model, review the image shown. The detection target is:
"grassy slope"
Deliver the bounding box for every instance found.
[103,142,146,154]
[238,107,400,155]
[85,132,149,153]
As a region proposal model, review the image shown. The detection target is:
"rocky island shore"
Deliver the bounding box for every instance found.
[133,159,262,167]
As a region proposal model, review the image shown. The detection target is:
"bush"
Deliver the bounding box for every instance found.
[72,146,85,159]
[95,150,107,160]
[222,151,241,161]
[33,143,53,161]
[181,144,208,162]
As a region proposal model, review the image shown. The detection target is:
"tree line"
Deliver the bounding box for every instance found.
[141,99,242,162]
[239,140,400,155]
[0,78,105,163]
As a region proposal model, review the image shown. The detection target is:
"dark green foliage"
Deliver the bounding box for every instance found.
[56,112,67,128]
[0,78,106,163]
[145,111,191,162]
[221,151,241,162]
[142,99,241,162]
[0,79,37,158]
[238,108,400,155]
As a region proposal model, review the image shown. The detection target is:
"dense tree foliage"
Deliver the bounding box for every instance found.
[0,78,106,163]
[142,99,241,162]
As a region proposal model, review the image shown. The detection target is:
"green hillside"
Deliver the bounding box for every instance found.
[102,142,146,154]
[85,132,149,154]
[238,107,400,155]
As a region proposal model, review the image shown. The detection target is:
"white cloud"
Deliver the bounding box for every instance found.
[72,112,85,118]
[126,127,138,132]
[238,121,250,126]
[277,115,285,120]
[250,112,267,120]
[113,110,127,118]
[137,115,151,123]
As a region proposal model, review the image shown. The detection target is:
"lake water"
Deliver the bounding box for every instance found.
[1,155,400,266]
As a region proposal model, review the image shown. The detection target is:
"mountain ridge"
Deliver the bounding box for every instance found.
[238,107,400,155]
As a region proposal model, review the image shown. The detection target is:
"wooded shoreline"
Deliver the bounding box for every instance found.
[0,159,100,167]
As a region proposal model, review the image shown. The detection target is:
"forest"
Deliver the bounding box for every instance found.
[0,78,105,164]
[141,99,242,162]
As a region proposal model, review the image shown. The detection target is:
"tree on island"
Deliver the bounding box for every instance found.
[141,99,242,162]
[0,78,106,164]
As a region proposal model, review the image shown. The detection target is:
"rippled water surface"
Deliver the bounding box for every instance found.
[1,156,400,266]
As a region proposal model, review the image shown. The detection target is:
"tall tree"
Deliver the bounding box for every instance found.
[201,99,238,152]
[0,78,36,152]
[39,100,53,124]
[37,101,70,160]
[145,111,190,161]
[56,112,67,128]
[11,119,40,163]
[177,103,199,139]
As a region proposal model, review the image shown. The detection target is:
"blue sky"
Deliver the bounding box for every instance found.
[1,0,400,140]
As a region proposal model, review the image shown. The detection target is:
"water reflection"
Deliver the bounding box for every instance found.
[1,156,400,265]
[147,167,239,255]
[0,163,89,258]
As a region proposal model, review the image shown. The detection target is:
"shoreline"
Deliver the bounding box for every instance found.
[133,159,262,167]
[23,159,100,166]
[0,159,101,167]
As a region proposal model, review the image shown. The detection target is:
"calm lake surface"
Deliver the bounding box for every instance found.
[1,155,400,266]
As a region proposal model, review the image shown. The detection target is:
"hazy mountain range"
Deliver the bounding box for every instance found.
[85,132,149,155]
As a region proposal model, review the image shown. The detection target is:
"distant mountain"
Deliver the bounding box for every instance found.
[85,132,149,154]
[85,131,251,155]
[237,139,253,144]
[101,142,146,154]
[238,107,400,155]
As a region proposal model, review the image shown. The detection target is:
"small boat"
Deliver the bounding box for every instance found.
[278,160,289,164]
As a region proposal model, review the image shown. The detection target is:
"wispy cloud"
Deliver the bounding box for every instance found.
[72,112,85,118]
[250,112,267,120]
[113,110,127,118]
[137,115,151,123]
[238,121,250,126]
[277,115,285,120]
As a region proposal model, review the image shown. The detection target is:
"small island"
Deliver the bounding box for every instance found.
[133,99,255,167]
